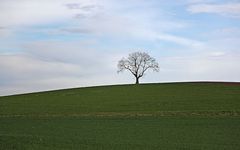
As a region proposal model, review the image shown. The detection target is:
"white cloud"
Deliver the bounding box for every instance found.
[188,3,240,18]
[0,27,12,38]
[0,0,100,27]
[208,51,226,57]
[156,33,204,48]
[184,0,217,4]
[0,53,81,81]
[0,0,200,48]
[207,27,240,38]
[0,40,131,96]
[145,52,240,83]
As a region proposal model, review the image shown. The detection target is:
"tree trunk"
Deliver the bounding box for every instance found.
[135,77,139,84]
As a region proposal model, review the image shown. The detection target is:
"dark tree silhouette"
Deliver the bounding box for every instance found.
[117,52,159,84]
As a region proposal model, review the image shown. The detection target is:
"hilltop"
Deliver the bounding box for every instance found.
[1,82,239,117]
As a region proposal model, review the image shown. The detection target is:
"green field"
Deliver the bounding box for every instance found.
[0,82,240,149]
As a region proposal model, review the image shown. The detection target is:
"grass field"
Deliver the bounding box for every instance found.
[0,82,240,149]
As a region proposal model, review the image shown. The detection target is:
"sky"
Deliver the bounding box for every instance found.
[0,0,240,96]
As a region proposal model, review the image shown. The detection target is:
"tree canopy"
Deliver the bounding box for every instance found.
[118,52,159,84]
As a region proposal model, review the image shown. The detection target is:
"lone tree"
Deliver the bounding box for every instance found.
[117,52,159,84]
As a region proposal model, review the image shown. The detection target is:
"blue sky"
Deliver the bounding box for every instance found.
[0,0,240,95]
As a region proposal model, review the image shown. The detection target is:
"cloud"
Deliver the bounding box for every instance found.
[200,27,240,53]
[0,0,239,96]
[147,52,240,82]
[59,28,93,34]
[205,27,240,39]
[0,53,123,96]
[187,3,240,18]
[0,53,81,95]
[0,26,12,38]
[0,53,81,82]
[48,8,199,48]
[0,0,201,48]
[208,51,226,57]
[0,0,100,27]
[65,3,101,11]
[156,33,204,48]
[0,40,131,96]
[184,0,217,4]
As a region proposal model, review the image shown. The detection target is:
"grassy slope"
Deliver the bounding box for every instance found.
[0,82,240,150]
[0,82,240,116]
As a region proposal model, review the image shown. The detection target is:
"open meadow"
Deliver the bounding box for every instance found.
[0,82,240,149]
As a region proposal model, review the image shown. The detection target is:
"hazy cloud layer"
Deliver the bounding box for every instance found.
[188,3,240,18]
[0,0,240,96]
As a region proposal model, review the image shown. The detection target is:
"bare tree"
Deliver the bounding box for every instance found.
[118,52,159,84]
